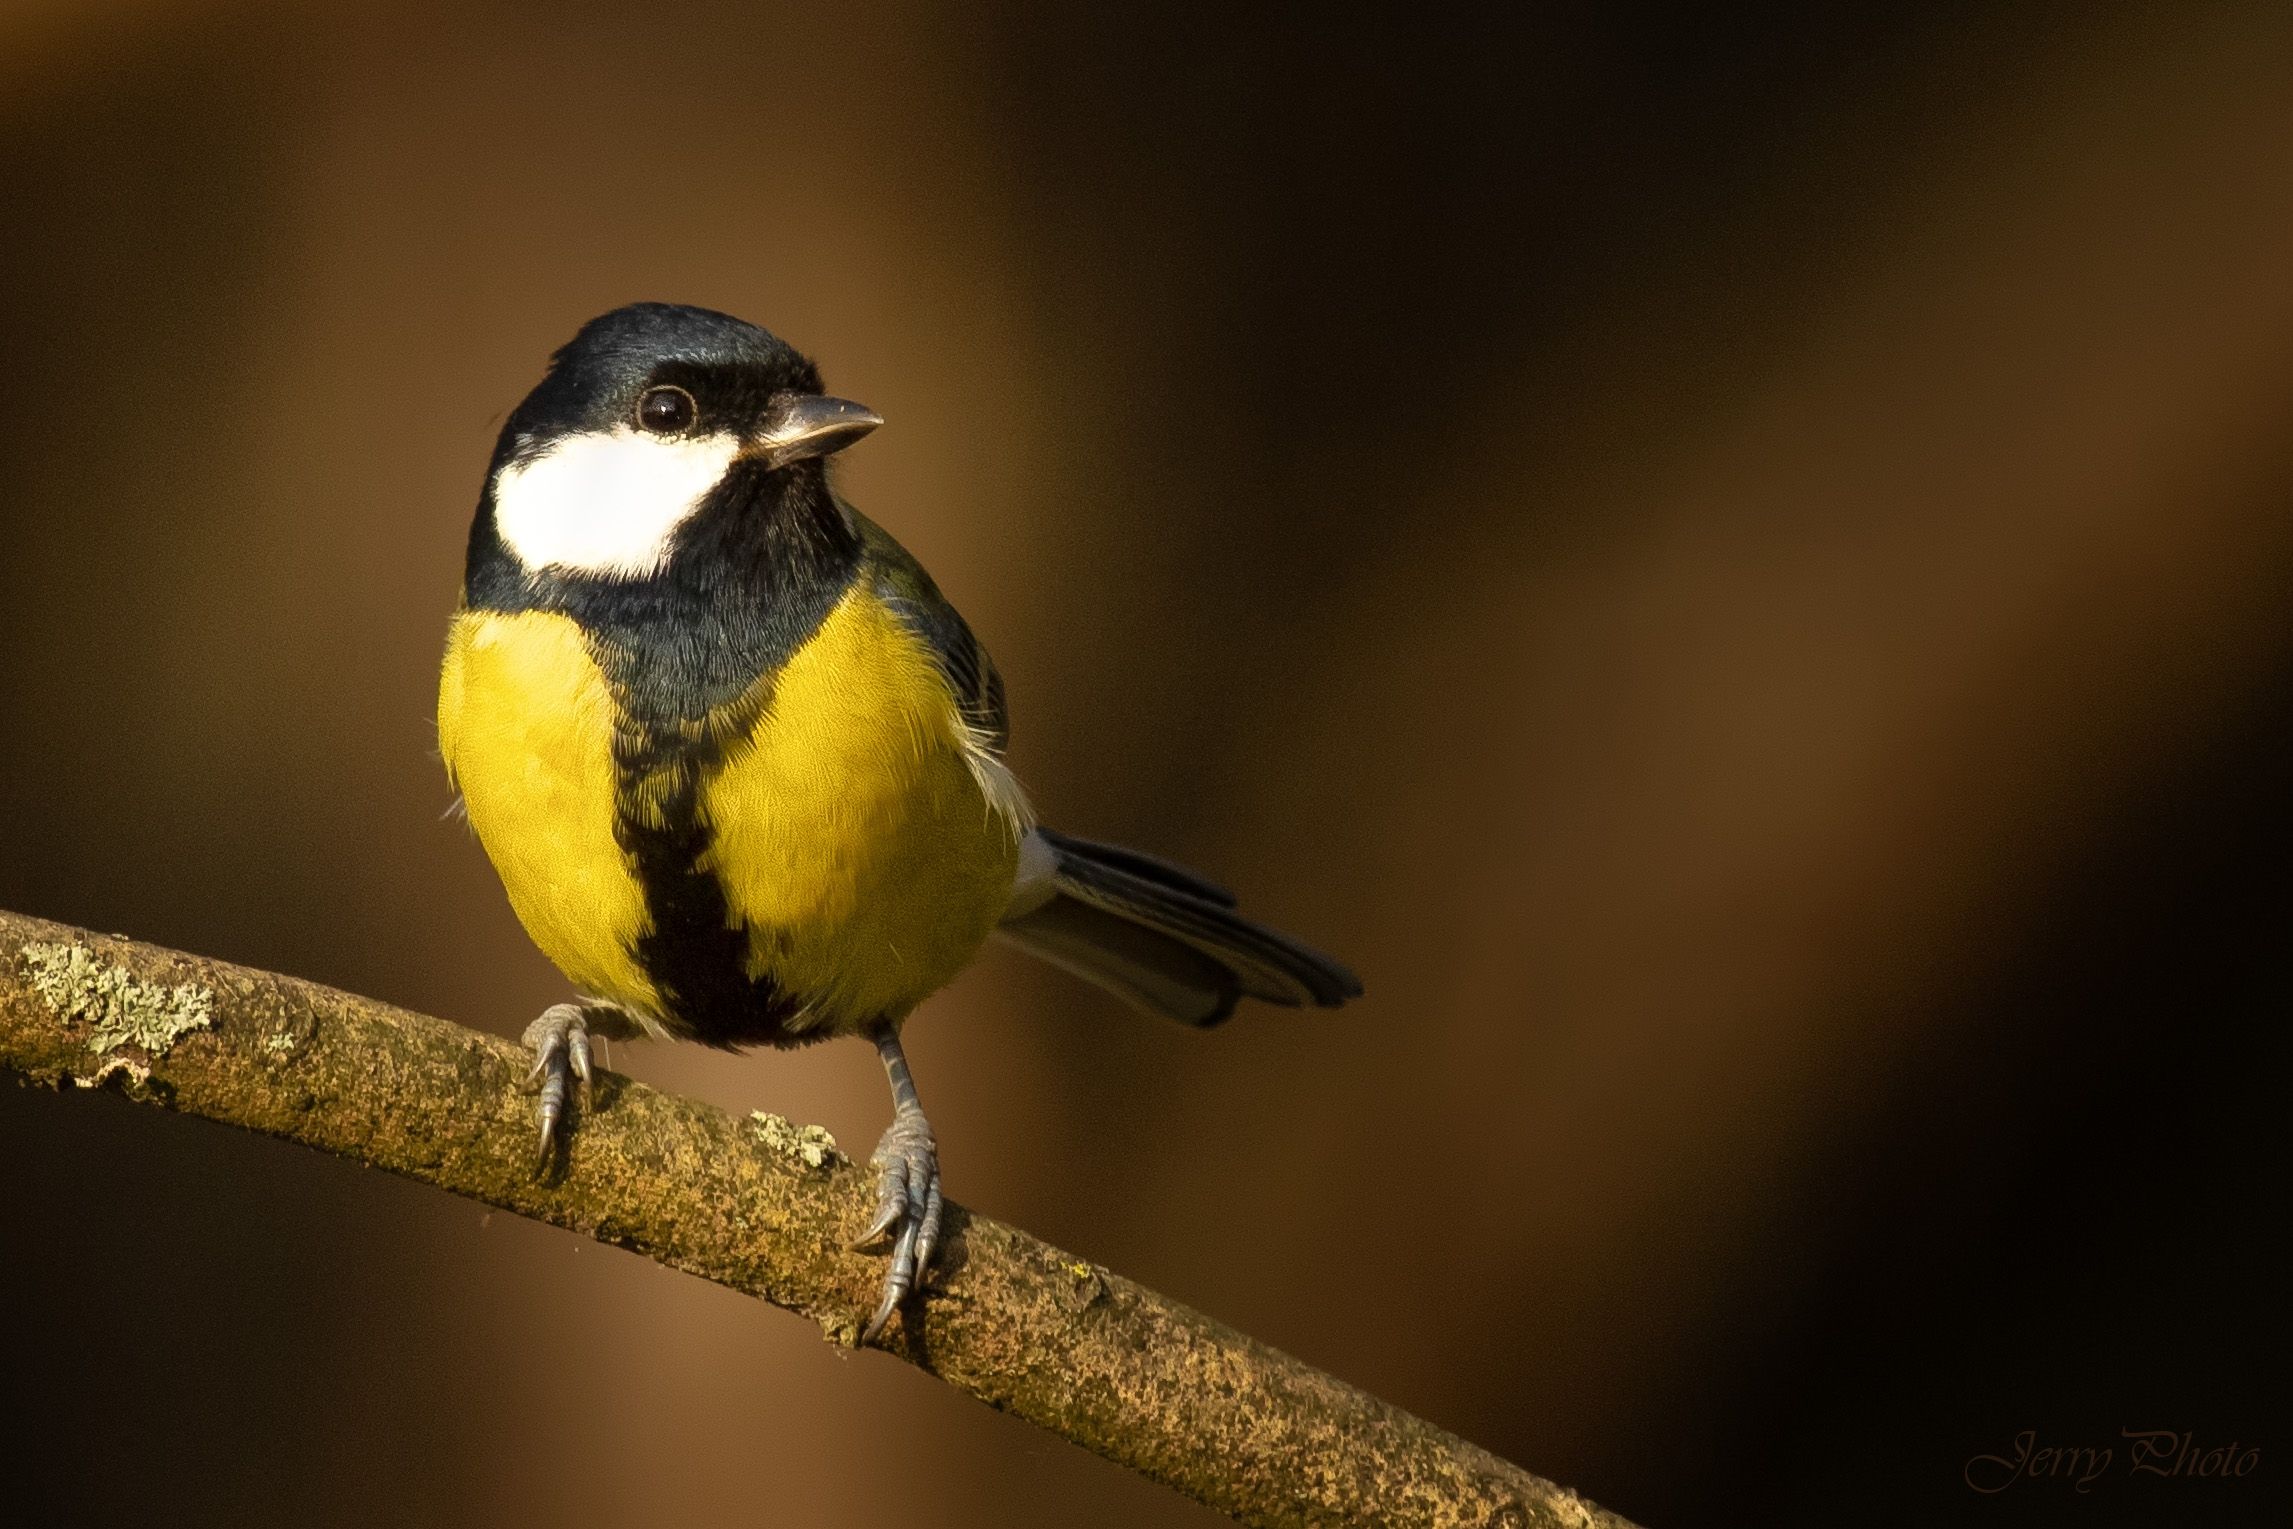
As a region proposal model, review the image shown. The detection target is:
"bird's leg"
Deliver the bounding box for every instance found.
[854,1022,941,1344]
[520,999,640,1166]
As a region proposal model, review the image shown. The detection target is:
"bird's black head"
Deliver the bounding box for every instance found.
[460,305,880,718]
[470,303,879,588]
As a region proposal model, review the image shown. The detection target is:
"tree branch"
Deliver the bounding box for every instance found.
[0,907,1636,1529]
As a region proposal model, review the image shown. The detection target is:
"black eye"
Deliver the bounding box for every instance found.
[637,385,696,435]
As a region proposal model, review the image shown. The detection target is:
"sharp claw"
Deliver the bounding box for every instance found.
[856,1154,910,1246]
[913,1182,944,1278]
[890,1215,921,1282]
[853,1200,902,1250]
[862,1218,922,1345]
[861,1279,905,1343]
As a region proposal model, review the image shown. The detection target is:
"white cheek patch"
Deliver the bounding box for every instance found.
[491,427,740,578]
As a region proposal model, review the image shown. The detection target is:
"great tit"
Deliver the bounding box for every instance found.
[438,303,1360,1340]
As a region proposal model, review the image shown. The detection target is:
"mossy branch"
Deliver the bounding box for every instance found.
[0,907,1635,1529]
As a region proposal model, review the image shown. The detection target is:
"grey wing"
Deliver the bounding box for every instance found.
[850,502,1013,755]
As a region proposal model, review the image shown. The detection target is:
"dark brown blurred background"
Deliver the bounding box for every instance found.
[2,2,2286,1525]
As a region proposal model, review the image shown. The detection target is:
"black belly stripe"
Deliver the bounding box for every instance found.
[610,704,823,1050]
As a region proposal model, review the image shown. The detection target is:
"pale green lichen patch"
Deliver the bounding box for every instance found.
[21,941,215,1057]
[748,1110,843,1171]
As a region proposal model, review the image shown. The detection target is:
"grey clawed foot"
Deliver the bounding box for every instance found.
[520,1002,630,1168]
[854,1106,940,1344]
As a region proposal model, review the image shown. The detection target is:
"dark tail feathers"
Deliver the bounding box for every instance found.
[996,827,1362,1026]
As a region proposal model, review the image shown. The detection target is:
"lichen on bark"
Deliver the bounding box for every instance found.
[20,940,215,1056]
[0,908,1639,1529]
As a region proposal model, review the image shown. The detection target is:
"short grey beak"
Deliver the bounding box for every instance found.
[744,394,883,468]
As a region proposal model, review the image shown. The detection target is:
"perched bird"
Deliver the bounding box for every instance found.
[438,304,1360,1340]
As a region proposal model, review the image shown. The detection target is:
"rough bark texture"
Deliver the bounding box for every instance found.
[0,907,1638,1529]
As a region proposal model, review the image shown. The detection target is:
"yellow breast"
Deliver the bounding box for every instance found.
[438,608,660,1016]
[701,586,1022,1025]
[438,588,1023,1037]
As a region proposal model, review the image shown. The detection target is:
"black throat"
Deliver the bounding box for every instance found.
[464,457,865,1047]
[464,455,862,718]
